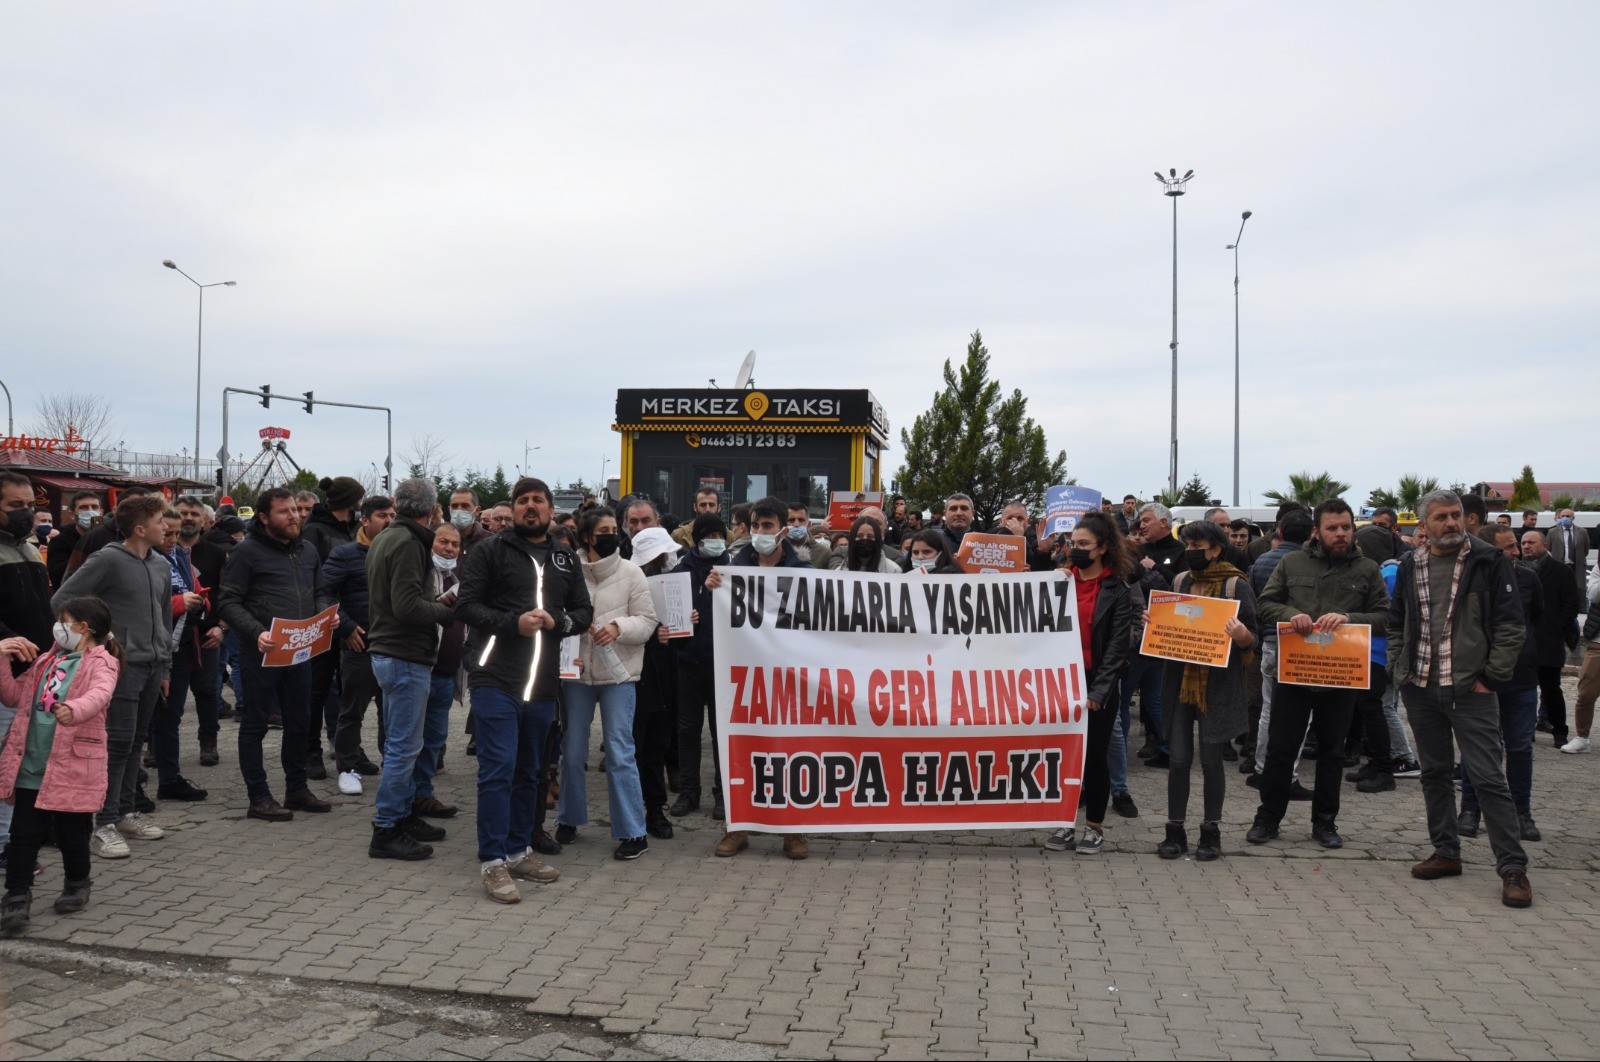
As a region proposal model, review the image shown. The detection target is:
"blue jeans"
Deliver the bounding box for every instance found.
[413,673,455,800]
[370,654,432,828]
[1120,654,1168,755]
[558,681,646,841]
[471,685,556,863]
[1461,684,1537,816]
[218,628,245,712]
[1106,678,1131,796]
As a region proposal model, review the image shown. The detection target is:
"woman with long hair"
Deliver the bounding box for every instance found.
[904,529,962,575]
[844,515,902,574]
[1044,511,1134,856]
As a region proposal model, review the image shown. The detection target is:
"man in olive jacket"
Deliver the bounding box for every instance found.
[365,478,457,861]
[1387,490,1531,908]
[1248,498,1388,850]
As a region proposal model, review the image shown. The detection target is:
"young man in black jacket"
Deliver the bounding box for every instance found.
[216,487,334,822]
[299,475,364,781]
[456,477,592,904]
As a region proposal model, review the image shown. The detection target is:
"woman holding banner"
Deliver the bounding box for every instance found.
[1043,512,1134,855]
[1155,520,1257,861]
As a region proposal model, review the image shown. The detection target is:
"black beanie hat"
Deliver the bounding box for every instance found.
[692,513,728,544]
[319,476,365,511]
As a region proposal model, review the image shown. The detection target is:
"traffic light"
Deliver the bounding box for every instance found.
[260,384,272,408]
[302,391,314,414]
[214,469,224,488]
[382,475,390,491]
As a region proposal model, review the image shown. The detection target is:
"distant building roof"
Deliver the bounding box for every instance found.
[0,449,126,477]
[1480,482,1600,505]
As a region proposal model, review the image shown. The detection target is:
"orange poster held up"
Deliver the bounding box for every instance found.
[953,532,1027,574]
[1276,624,1371,689]
[262,605,341,667]
[1139,591,1239,668]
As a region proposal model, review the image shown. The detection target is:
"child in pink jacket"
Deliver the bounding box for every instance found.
[0,595,121,934]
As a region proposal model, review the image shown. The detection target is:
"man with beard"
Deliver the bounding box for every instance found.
[1248,498,1388,850]
[1388,490,1531,907]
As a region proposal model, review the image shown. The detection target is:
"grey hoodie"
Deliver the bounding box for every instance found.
[55,542,173,668]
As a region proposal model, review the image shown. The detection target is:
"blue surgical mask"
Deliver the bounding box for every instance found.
[786,525,807,542]
[752,533,780,556]
[1559,516,1574,529]
[78,510,97,529]
[912,558,937,572]
[431,554,457,572]
[700,538,727,558]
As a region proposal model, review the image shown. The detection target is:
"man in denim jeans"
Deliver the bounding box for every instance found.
[365,478,458,861]
[457,477,592,903]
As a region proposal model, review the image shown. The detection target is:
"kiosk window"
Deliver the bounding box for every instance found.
[742,464,791,505]
[798,468,829,515]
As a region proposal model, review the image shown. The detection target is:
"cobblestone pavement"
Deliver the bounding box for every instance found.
[2,672,1597,1059]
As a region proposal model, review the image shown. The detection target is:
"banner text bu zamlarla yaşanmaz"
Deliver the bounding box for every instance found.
[712,569,1090,833]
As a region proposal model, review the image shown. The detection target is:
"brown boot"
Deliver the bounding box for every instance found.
[247,799,294,822]
[412,796,458,819]
[714,831,749,857]
[284,791,332,813]
[783,834,809,860]
[199,738,219,767]
[1411,854,1463,880]
[1501,869,1533,908]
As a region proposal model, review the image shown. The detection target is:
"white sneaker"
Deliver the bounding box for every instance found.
[91,824,131,859]
[114,812,165,840]
[338,771,363,795]
[1560,736,1592,755]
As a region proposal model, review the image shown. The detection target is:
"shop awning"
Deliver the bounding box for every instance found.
[30,475,117,492]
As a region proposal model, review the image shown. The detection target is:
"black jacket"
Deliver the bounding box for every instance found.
[324,539,373,638]
[668,547,726,665]
[457,531,593,702]
[0,528,53,676]
[1141,532,1186,582]
[1083,572,1134,708]
[1528,554,1581,666]
[185,535,229,635]
[217,519,330,646]
[1507,563,1542,689]
[299,504,357,563]
[46,522,83,589]
[729,540,815,571]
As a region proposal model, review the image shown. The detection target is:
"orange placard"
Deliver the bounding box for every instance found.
[1276,624,1371,689]
[827,491,884,531]
[953,532,1027,574]
[262,605,340,667]
[1139,591,1240,668]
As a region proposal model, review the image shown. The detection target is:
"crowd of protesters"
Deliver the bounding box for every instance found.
[0,466,1594,928]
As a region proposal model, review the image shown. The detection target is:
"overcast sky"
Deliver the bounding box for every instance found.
[3,2,1594,509]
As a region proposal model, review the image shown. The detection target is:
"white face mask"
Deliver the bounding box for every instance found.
[449,510,476,531]
[700,538,727,557]
[431,554,458,572]
[53,621,84,651]
[78,510,100,529]
[912,558,937,571]
[752,533,779,556]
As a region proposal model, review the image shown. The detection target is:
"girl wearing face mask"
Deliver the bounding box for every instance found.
[905,529,962,575]
[665,513,728,819]
[555,508,658,861]
[1152,520,1257,862]
[1044,512,1135,857]
[0,596,123,934]
[845,516,901,574]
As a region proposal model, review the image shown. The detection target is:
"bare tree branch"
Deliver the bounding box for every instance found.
[402,431,455,483]
[30,391,118,446]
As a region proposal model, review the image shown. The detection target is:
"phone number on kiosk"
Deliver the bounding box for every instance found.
[685,432,797,448]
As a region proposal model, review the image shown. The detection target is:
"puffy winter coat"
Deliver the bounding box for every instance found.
[569,552,657,685]
[0,645,119,812]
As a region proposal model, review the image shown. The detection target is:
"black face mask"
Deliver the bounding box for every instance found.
[1183,548,1211,572]
[1068,547,1095,569]
[5,509,33,540]
[592,534,620,558]
[852,539,880,560]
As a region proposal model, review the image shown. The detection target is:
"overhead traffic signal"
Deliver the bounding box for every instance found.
[260,384,272,408]
[303,391,315,414]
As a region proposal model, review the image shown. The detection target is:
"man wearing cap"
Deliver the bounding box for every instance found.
[299,476,364,781]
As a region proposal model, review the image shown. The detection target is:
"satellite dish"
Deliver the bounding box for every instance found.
[734,350,757,390]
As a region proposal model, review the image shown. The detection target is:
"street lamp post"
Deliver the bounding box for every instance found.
[0,376,12,436]
[1226,210,1253,508]
[163,260,236,483]
[1154,169,1193,500]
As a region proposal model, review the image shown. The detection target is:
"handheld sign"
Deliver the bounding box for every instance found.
[647,571,694,638]
[1139,591,1240,668]
[1276,624,1371,689]
[1043,485,1102,537]
[559,635,582,680]
[827,490,884,532]
[953,532,1027,574]
[262,605,340,667]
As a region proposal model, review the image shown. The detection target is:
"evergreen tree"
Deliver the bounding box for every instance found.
[894,331,1069,528]
[1177,474,1212,506]
[1507,465,1541,512]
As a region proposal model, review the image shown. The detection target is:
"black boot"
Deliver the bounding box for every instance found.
[369,825,432,861]
[306,752,328,781]
[668,791,699,817]
[399,815,446,843]
[646,808,674,840]
[54,879,92,915]
[1157,822,1187,859]
[1,891,31,934]
[1196,823,1222,862]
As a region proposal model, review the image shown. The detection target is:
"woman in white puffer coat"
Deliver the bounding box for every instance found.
[554,507,658,860]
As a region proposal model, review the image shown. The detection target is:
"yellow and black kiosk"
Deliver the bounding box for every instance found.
[613,388,890,517]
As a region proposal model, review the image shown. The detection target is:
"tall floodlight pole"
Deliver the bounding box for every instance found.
[1154,168,1193,499]
[163,260,236,482]
[1226,210,1252,508]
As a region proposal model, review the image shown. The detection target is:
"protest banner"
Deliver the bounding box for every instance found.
[262,604,340,667]
[1276,624,1371,689]
[827,490,884,531]
[559,635,582,680]
[647,571,693,637]
[1042,485,1102,537]
[712,569,1088,833]
[1139,591,1240,668]
[953,532,1027,574]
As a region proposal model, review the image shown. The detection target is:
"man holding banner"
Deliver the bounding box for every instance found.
[1248,498,1388,851]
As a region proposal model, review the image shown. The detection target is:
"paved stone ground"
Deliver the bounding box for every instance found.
[2,671,1598,1059]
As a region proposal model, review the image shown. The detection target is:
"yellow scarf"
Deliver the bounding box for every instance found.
[1178,560,1245,714]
